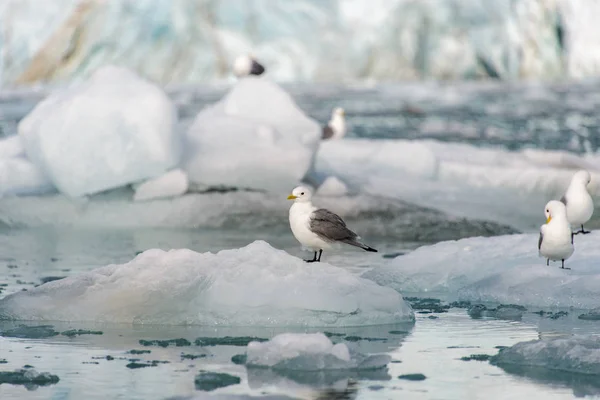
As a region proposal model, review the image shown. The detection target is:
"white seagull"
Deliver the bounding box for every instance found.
[233,54,265,78]
[322,107,346,140]
[561,169,593,235]
[287,186,377,262]
[538,200,574,270]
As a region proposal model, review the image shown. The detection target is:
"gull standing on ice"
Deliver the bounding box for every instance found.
[287,186,377,262]
[538,200,574,270]
[233,54,265,77]
[560,169,594,235]
[322,107,346,140]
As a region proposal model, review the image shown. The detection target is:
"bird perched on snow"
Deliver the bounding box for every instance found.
[322,107,346,140]
[233,54,265,77]
[560,169,593,235]
[538,200,574,269]
[287,186,377,262]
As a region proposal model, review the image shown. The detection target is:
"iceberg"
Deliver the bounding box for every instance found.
[491,335,600,376]
[0,157,54,197]
[133,169,189,202]
[182,77,321,192]
[17,66,180,197]
[0,241,413,326]
[245,332,391,371]
[363,231,600,309]
[317,138,600,230]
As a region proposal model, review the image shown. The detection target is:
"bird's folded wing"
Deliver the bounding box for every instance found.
[310,209,356,241]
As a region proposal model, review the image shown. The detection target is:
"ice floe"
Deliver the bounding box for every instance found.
[182,77,320,193]
[133,169,189,202]
[0,241,413,326]
[245,332,391,371]
[18,66,180,197]
[363,231,600,309]
[491,335,600,376]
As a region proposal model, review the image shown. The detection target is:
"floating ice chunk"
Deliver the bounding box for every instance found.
[18,66,180,197]
[315,176,349,197]
[0,157,54,197]
[133,169,189,202]
[491,335,600,376]
[0,136,25,158]
[0,241,413,326]
[363,232,600,309]
[246,332,390,371]
[182,77,321,192]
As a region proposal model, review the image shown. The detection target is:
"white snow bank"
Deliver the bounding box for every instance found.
[491,335,600,376]
[0,136,25,158]
[182,77,321,192]
[0,157,54,197]
[246,332,390,371]
[0,241,413,325]
[18,66,180,197]
[317,138,600,230]
[363,231,600,309]
[133,169,188,202]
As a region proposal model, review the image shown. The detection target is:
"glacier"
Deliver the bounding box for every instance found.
[245,332,391,371]
[0,240,414,326]
[491,335,600,376]
[0,0,599,86]
[17,66,180,197]
[362,231,600,309]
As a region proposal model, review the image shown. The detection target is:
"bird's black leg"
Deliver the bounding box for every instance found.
[571,232,574,244]
[560,259,571,270]
[305,252,318,263]
[316,249,323,262]
[581,224,591,234]
[546,258,549,266]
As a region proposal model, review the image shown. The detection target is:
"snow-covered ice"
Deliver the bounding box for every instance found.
[0,241,413,326]
[491,335,600,376]
[317,138,600,230]
[0,136,25,158]
[133,169,189,202]
[363,231,600,309]
[246,332,391,371]
[0,157,54,197]
[18,66,180,197]
[182,77,321,192]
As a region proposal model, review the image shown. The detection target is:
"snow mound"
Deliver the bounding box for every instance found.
[363,232,600,309]
[491,335,600,376]
[0,157,54,197]
[133,169,189,202]
[18,66,180,197]
[182,77,321,192]
[246,332,390,371]
[0,241,413,326]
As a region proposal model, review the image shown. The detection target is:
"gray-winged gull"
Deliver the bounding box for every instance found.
[287,185,377,262]
[322,107,346,140]
[233,54,265,77]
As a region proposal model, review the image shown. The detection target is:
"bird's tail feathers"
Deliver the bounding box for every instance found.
[342,239,378,253]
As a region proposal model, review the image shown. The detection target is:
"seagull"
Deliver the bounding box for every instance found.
[560,169,593,235]
[287,186,377,262]
[538,200,574,270]
[233,54,265,78]
[322,107,346,140]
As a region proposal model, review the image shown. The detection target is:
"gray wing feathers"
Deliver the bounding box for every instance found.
[322,125,334,139]
[538,231,543,250]
[560,194,567,206]
[310,209,357,242]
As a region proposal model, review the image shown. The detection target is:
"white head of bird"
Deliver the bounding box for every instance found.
[570,170,591,188]
[544,200,568,224]
[287,186,313,203]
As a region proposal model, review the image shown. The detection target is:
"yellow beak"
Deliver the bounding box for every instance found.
[287,195,297,200]
[546,216,552,224]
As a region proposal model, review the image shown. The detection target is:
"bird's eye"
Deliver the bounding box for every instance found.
[301,192,304,195]
[546,210,549,213]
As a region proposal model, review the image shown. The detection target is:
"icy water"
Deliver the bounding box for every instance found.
[1,81,600,399]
